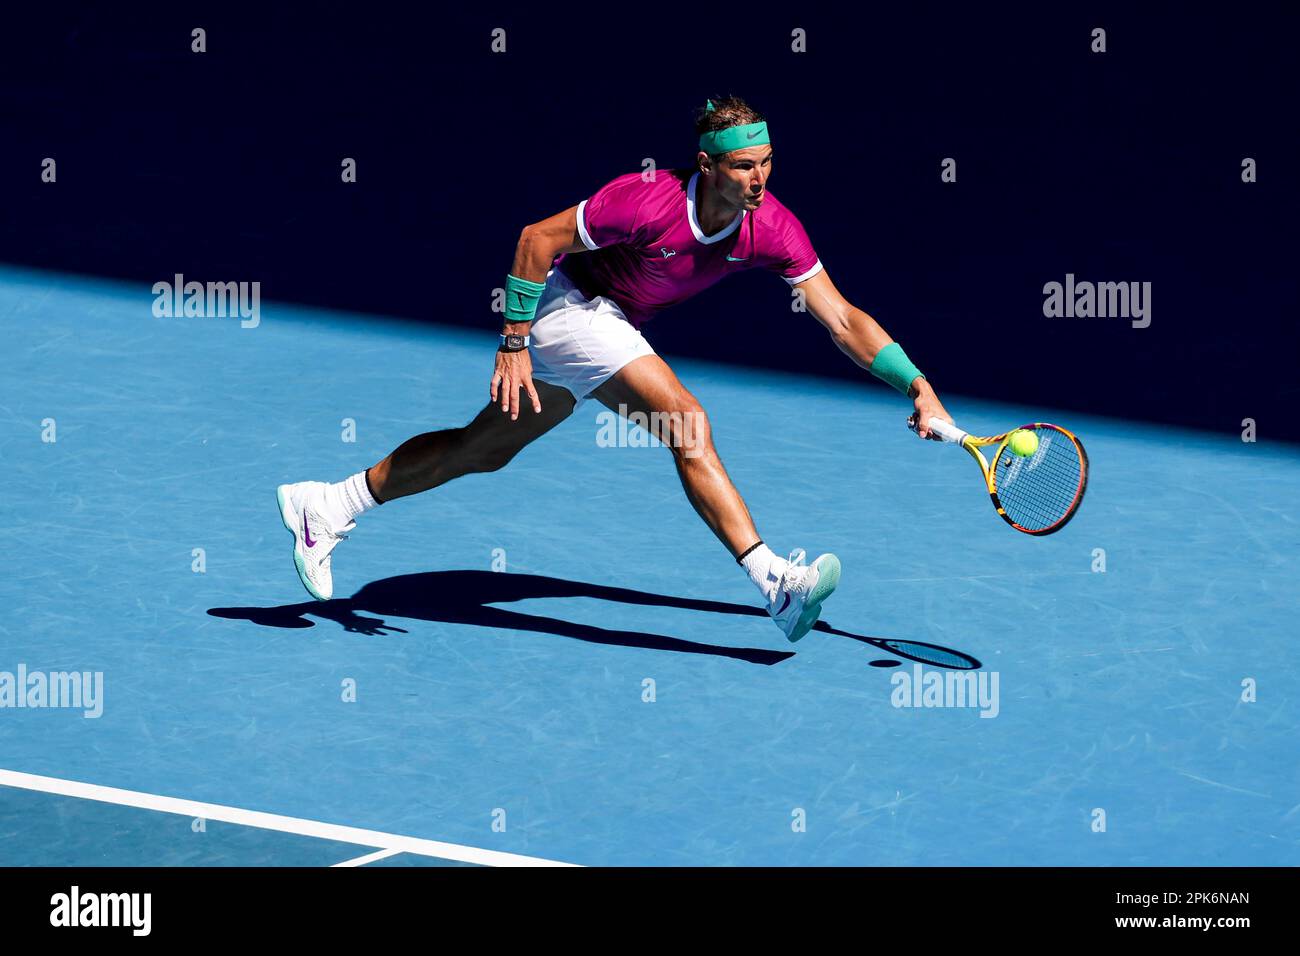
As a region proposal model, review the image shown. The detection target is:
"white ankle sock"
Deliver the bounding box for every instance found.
[321,470,380,527]
[740,544,786,604]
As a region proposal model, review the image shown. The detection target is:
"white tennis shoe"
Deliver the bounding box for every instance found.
[768,549,841,643]
[276,480,353,601]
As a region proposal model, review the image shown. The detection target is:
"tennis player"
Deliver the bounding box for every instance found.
[277,96,952,642]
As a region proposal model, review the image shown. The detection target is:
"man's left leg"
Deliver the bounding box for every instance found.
[593,354,756,557]
[592,354,840,642]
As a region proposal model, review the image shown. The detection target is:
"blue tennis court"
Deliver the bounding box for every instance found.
[1,265,1296,866]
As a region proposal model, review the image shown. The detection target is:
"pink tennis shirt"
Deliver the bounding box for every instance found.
[554,169,823,328]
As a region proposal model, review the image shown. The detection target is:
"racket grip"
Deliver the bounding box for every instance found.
[926,418,968,444]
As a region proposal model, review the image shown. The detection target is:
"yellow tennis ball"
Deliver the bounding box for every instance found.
[1008,429,1039,457]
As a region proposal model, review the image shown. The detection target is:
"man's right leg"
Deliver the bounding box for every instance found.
[278,381,575,599]
[367,380,576,501]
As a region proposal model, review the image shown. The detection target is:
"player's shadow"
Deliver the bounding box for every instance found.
[208,569,982,669]
[210,569,791,665]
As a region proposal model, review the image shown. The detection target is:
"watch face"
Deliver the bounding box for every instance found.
[506,335,525,349]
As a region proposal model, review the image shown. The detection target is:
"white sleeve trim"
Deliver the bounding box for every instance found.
[784,259,824,285]
[575,199,600,251]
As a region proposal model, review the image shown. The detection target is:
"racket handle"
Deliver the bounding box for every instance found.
[926,418,969,444]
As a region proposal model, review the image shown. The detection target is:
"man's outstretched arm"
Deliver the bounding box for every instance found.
[795,268,952,438]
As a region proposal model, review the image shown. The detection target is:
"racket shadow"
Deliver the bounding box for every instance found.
[811,621,983,670]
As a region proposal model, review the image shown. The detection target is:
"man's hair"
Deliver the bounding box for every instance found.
[694,95,765,157]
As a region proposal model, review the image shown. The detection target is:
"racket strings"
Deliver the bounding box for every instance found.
[993,427,1086,532]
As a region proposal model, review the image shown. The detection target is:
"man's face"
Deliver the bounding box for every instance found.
[701,145,773,211]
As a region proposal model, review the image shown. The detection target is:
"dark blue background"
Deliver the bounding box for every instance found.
[2,4,1296,437]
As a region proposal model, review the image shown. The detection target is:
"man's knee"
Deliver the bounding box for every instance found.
[460,408,558,473]
[462,430,519,473]
[660,403,713,461]
[473,447,517,473]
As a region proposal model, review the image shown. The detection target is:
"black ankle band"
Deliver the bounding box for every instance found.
[736,540,764,565]
[364,467,386,505]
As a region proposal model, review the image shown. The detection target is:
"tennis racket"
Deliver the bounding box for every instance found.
[909,417,1089,535]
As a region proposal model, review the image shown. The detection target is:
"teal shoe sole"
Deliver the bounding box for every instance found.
[787,553,841,643]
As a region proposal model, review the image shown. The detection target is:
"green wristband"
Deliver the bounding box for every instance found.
[504,273,548,324]
[869,342,926,396]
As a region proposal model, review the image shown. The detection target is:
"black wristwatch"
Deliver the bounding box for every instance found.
[499,333,530,353]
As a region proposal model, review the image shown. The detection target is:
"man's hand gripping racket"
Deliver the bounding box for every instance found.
[908,415,1090,535]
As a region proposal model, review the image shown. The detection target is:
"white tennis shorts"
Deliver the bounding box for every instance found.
[527,266,656,403]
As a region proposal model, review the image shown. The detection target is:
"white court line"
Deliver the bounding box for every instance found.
[332,848,403,867]
[0,768,578,867]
